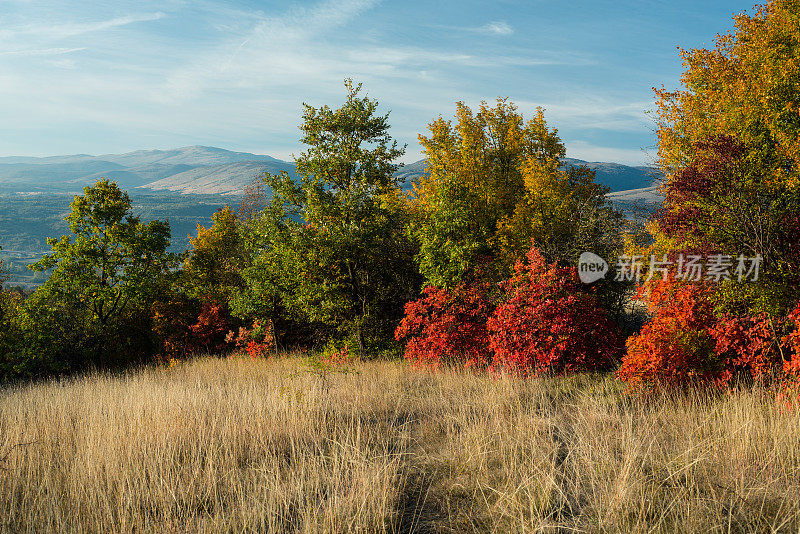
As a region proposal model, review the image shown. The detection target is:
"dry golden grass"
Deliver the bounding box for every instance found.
[2,356,800,533]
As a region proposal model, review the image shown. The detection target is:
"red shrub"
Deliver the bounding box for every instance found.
[619,278,792,389]
[710,314,779,384]
[779,302,800,382]
[189,300,231,353]
[226,319,276,359]
[395,280,494,370]
[322,344,351,366]
[618,278,718,388]
[488,248,622,376]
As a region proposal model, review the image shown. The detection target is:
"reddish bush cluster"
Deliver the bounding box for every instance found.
[190,301,231,354]
[226,319,276,359]
[780,303,800,393]
[322,344,351,366]
[152,297,233,361]
[618,279,717,388]
[619,277,800,390]
[396,246,622,376]
[488,248,622,376]
[711,314,779,384]
[394,280,494,370]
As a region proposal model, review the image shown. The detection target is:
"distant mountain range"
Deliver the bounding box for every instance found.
[0,145,660,195]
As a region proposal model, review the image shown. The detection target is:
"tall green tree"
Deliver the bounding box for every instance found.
[259,79,417,356]
[27,179,177,369]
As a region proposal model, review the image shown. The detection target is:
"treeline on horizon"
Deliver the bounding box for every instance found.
[3,0,800,397]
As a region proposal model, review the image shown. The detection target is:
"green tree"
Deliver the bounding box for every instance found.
[257,80,416,356]
[27,179,177,369]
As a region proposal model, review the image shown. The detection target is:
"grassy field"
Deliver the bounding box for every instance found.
[1,356,800,533]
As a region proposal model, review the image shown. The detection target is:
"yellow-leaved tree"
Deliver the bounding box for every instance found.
[411,98,621,288]
[650,0,800,316]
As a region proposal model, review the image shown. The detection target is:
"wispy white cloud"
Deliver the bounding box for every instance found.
[45,12,166,38]
[0,47,85,57]
[159,0,381,101]
[478,21,513,36]
[517,97,654,133]
[158,1,586,108]
[436,20,514,37]
[0,12,166,42]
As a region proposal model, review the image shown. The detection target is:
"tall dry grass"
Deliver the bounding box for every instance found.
[1,356,800,533]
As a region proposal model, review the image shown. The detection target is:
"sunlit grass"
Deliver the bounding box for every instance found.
[2,356,799,532]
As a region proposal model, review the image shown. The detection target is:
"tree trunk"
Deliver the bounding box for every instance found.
[355,321,365,360]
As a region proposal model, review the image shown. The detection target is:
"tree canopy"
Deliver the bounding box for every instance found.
[26,179,177,369]
[410,99,621,288]
[252,79,418,356]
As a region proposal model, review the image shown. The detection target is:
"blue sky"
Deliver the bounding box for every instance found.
[0,0,756,165]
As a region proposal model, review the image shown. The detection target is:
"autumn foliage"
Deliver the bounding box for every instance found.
[488,248,622,376]
[618,279,718,388]
[396,246,622,375]
[619,275,800,390]
[152,298,233,361]
[710,314,779,384]
[394,280,494,370]
[189,301,232,354]
[622,0,800,391]
[226,319,276,359]
[784,303,800,379]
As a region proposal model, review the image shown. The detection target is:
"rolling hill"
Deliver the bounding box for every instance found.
[0,146,659,195]
[0,146,291,192]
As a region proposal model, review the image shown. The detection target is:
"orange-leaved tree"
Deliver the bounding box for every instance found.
[622,0,800,389]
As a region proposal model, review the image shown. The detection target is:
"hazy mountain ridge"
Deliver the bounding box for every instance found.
[0,146,660,195]
[0,146,288,192]
[561,157,660,192]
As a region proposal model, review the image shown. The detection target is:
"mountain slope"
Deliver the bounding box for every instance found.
[0,146,286,192]
[562,157,659,192]
[142,161,296,195]
[101,146,283,167]
[0,146,660,195]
